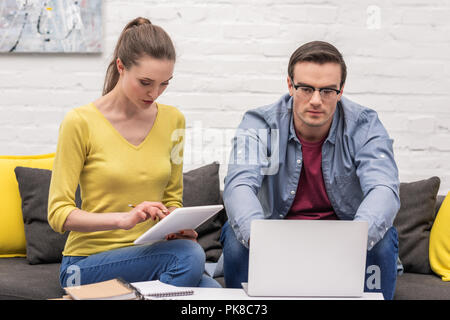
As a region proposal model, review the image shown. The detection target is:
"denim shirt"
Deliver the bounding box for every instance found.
[223,93,400,251]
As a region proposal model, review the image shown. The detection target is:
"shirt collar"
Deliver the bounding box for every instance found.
[288,97,299,143]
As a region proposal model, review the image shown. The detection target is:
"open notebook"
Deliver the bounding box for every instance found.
[131,280,194,298]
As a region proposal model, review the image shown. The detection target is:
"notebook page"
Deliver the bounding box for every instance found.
[131,280,194,297]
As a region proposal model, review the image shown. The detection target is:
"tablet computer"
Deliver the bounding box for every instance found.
[134,204,224,245]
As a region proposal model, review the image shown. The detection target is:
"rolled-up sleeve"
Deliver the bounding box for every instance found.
[353,109,400,250]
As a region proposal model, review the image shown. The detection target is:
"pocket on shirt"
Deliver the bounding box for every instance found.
[333,169,363,217]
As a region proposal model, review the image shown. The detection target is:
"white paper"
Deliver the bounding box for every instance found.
[131,280,185,295]
[131,280,194,298]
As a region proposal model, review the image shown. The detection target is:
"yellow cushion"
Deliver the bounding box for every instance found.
[0,154,54,257]
[429,192,450,281]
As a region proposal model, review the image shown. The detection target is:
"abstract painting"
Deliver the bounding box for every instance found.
[0,0,102,53]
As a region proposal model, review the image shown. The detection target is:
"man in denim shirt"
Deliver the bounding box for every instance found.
[220,41,400,300]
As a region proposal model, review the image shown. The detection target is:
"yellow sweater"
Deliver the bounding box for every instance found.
[48,102,185,256]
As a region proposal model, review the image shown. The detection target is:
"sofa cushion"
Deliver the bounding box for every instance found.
[183,162,221,207]
[0,154,54,258]
[0,257,64,299]
[429,192,450,281]
[393,176,440,274]
[196,193,228,262]
[395,272,450,300]
[182,162,227,262]
[14,167,81,264]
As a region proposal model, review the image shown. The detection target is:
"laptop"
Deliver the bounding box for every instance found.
[243,219,368,297]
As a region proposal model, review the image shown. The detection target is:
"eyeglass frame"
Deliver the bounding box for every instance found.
[290,77,341,99]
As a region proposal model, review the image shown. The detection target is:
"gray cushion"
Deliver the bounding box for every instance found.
[0,258,64,299]
[14,167,81,265]
[196,193,227,262]
[182,162,221,207]
[395,272,450,300]
[182,162,227,262]
[393,176,440,274]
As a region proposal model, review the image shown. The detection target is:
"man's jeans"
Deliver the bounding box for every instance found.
[60,239,221,288]
[220,221,399,300]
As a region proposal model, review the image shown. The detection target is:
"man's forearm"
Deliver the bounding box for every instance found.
[224,183,266,248]
[354,185,400,250]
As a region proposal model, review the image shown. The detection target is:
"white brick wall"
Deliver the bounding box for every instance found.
[1,0,449,195]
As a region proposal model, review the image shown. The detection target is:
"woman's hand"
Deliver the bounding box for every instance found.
[166,229,198,242]
[118,201,169,230]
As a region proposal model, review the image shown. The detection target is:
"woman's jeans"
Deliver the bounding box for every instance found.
[220,221,399,300]
[60,239,221,288]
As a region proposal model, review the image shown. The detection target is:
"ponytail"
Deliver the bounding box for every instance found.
[102,17,176,95]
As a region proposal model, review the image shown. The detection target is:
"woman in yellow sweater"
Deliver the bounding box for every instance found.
[48,17,220,288]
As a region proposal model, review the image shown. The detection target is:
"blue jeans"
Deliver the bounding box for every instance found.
[220,221,399,300]
[60,239,221,288]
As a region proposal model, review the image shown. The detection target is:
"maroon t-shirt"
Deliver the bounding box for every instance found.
[286,135,338,220]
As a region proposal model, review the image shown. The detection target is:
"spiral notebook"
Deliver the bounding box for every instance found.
[131,280,194,298]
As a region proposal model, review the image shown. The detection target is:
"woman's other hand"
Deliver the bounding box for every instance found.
[166,229,198,242]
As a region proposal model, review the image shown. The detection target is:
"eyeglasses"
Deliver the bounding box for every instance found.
[290,77,341,100]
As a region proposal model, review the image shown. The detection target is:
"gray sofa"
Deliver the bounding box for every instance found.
[0,163,448,299]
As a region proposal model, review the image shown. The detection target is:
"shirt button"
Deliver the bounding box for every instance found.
[370,241,375,247]
[297,159,301,164]
[290,190,295,195]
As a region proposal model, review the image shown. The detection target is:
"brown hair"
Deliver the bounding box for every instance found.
[102,17,176,95]
[288,41,347,88]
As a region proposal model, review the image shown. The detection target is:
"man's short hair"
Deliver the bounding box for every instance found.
[288,41,347,88]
